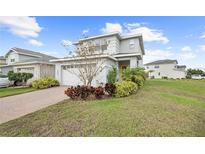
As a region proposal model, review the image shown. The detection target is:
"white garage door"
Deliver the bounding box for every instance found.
[61,65,82,86]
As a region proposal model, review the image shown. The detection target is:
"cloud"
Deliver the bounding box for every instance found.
[0,16,42,38]
[166,46,172,50]
[28,39,43,46]
[200,33,205,38]
[61,40,72,46]
[123,23,141,30]
[199,45,205,52]
[179,46,196,60]
[127,26,169,44]
[60,40,74,55]
[82,29,89,34]
[144,49,174,64]
[185,34,193,38]
[181,46,191,52]
[101,22,169,44]
[101,23,122,33]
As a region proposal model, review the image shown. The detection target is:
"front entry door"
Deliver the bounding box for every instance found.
[120,65,128,79]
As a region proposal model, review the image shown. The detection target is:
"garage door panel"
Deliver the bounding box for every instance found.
[61,68,82,86]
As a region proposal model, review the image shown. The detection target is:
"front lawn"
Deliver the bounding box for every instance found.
[0,87,36,98]
[0,79,204,136]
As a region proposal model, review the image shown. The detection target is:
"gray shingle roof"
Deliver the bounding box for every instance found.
[177,65,186,68]
[145,59,178,65]
[6,47,57,62]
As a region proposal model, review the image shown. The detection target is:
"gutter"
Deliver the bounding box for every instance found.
[50,54,117,62]
[113,53,141,58]
[1,61,54,67]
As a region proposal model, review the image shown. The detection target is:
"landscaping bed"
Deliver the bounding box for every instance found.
[64,67,146,100]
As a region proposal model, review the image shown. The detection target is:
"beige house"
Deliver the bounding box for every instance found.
[0,48,56,82]
[0,56,6,65]
[145,59,186,79]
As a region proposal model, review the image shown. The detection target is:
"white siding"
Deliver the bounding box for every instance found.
[101,35,120,54]
[130,57,137,68]
[120,38,142,54]
[7,52,19,65]
[146,63,186,79]
[95,58,117,85]
[55,63,62,83]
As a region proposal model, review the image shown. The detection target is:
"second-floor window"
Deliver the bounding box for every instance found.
[10,58,15,62]
[94,40,108,52]
[101,44,107,51]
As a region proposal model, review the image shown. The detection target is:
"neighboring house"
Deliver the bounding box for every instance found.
[191,74,205,80]
[51,32,145,86]
[0,56,6,65]
[145,59,186,79]
[0,47,56,82]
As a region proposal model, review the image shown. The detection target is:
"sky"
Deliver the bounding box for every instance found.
[0,16,205,69]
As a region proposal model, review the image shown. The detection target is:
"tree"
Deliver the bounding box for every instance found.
[107,66,117,84]
[186,68,205,79]
[62,39,109,86]
[122,67,146,81]
[7,71,33,86]
[21,72,33,84]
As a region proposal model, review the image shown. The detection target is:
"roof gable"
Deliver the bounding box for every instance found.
[5,47,57,62]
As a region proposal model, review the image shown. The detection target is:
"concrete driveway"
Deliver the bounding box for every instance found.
[0,86,68,124]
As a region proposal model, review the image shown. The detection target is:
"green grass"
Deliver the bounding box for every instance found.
[0,79,204,136]
[0,87,36,98]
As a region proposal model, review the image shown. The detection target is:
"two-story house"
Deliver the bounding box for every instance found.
[51,32,145,86]
[0,47,56,81]
[145,59,186,79]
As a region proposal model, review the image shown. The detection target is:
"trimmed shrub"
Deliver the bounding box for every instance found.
[162,76,168,79]
[115,81,138,97]
[8,71,33,86]
[107,66,117,84]
[32,77,59,89]
[21,72,33,83]
[94,86,104,99]
[122,67,146,88]
[105,83,116,96]
[65,85,104,100]
[80,86,92,100]
[131,75,144,88]
[64,86,80,99]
